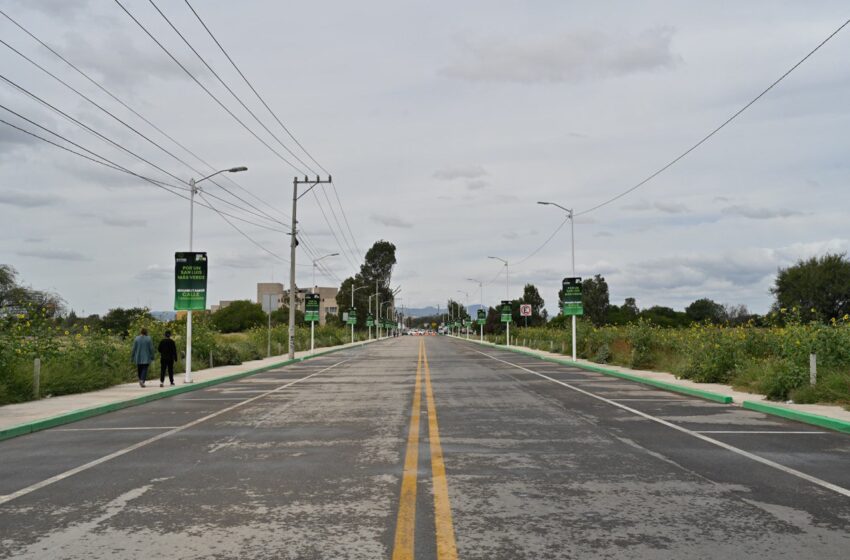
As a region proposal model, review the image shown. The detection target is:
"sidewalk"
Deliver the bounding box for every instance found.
[459,336,850,433]
[0,338,378,441]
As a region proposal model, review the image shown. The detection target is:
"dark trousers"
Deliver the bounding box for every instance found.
[137,363,149,383]
[160,360,175,384]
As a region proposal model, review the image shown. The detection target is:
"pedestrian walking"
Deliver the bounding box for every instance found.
[131,327,155,387]
[158,330,178,387]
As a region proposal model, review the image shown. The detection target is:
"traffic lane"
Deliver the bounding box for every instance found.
[437,338,850,558]
[0,342,412,559]
[466,342,850,487]
[0,350,364,498]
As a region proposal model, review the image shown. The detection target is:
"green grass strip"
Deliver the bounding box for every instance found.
[0,341,373,443]
[742,401,850,434]
[468,339,733,404]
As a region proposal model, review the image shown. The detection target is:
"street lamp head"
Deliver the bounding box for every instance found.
[330,252,340,257]
[537,201,551,206]
[228,166,248,173]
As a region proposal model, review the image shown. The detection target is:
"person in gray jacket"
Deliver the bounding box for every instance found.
[131,327,155,387]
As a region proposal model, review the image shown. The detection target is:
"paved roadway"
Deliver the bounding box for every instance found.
[1,336,849,559]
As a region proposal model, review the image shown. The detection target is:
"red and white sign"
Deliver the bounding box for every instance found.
[519,304,532,317]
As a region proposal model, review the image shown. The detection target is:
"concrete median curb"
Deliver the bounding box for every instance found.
[0,340,375,443]
[460,338,733,404]
[742,401,850,434]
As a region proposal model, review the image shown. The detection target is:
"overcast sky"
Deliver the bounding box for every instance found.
[1,0,848,316]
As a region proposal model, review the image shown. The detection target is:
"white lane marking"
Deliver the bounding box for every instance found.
[53,427,179,432]
[611,398,693,402]
[473,349,850,498]
[178,398,246,401]
[0,359,351,506]
[696,431,827,435]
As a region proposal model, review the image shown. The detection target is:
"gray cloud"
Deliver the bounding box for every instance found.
[722,205,802,220]
[502,231,519,240]
[624,200,689,214]
[10,0,89,19]
[135,264,171,281]
[466,179,489,191]
[17,249,91,262]
[0,191,59,208]
[594,231,614,238]
[443,27,678,84]
[434,165,487,180]
[103,217,148,228]
[371,214,413,228]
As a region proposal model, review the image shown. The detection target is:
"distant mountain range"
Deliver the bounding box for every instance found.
[403,304,486,318]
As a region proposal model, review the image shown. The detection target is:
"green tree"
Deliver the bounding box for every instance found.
[270,306,304,326]
[337,240,397,328]
[607,297,639,325]
[772,253,850,322]
[685,298,726,324]
[211,300,266,333]
[519,283,545,327]
[446,298,470,321]
[0,264,62,316]
[102,307,152,336]
[640,306,689,328]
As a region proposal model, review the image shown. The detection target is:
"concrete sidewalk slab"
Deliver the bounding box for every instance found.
[0,338,380,441]
[458,337,850,431]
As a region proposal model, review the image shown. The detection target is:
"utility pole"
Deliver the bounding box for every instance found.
[538,202,577,361]
[467,278,484,342]
[351,285,367,344]
[289,175,332,360]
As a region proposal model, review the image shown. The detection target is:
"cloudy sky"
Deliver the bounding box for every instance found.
[0,0,848,316]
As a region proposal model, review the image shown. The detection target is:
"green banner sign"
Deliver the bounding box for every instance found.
[500,300,512,323]
[561,277,584,316]
[477,308,486,325]
[305,293,320,322]
[366,314,375,327]
[174,252,208,311]
[347,307,357,325]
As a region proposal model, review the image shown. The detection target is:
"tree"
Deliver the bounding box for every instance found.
[446,298,469,321]
[336,240,397,328]
[607,297,639,325]
[211,300,266,333]
[559,274,609,326]
[640,306,689,328]
[0,264,63,316]
[772,253,850,322]
[519,283,545,327]
[270,306,304,326]
[685,298,726,324]
[102,307,152,336]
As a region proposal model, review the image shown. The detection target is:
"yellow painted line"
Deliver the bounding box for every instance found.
[391,338,424,560]
[422,339,459,560]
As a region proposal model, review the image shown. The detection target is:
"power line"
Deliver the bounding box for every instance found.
[331,182,364,261]
[146,0,316,175]
[576,17,850,217]
[113,0,308,175]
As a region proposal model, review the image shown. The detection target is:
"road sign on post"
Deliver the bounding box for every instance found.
[477,309,486,325]
[347,308,357,326]
[366,314,375,327]
[561,277,583,316]
[304,293,320,322]
[519,304,532,317]
[174,252,208,310]
[500,300,512,323]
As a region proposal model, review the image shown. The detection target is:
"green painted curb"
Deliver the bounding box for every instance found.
[742,401,850,434]
[0,340,374,443]
[461,338,733,404]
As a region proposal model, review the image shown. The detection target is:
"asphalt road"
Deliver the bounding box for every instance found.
[1,336,849,559]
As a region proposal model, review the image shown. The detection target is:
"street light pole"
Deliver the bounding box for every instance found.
[538,201,577,361]
[289,176,332,360]
[351,285,368,344]
[310,252,338,354]
[457,290,469,339]
[312,253,339,293]
[184,166,247,383]
[368,293,377,340]
[488,256,509,347]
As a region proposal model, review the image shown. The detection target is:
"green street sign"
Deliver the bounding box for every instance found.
[347,307,357,325]
[174,252,207,311]
[366,314,375,327]
[305,293,321,322]
[500,300,512,323]
[477,308,486,325]
[561,277,584,316]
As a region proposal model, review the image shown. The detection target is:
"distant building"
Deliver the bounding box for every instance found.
[208,300,235,313]
[282,286,339,325]
[257,283,285,312]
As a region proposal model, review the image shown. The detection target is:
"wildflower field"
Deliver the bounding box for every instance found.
[0,307,352,406]
[486,315,850,406]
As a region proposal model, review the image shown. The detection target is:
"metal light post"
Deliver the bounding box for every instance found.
[312,253,339,292]
[368,293,377,340]
[538,201,577,361]
[488,256,509,347]
[457,290,469,339]
[467,277,484,342]
[184,166,247,383]
[380,301,392,338]
[351,285,368,344]
[310,253,338,354]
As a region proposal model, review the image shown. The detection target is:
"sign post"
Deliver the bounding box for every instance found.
[477,308,486,341]
[366,314,375,340]
[500,300,512,346]
[175,252,207,383]
[305,293,320,353]
[561,277,583,361]
[520,303,532,328]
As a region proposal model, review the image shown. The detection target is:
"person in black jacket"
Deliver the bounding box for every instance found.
[158,330,178,387]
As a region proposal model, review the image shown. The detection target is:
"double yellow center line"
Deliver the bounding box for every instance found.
[392,338,458,560]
